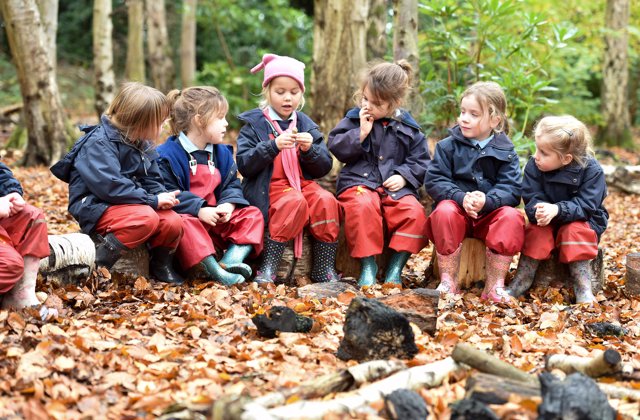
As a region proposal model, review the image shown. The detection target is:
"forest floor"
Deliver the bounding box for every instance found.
[0,150,640,419]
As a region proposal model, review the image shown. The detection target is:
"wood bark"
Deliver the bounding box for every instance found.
[466,372,541,405]
[125,0,145,82]
[311,0,369,177]
[180,0,197,88]
[625,252,640,296]
[451,343,538,385]
[602,164,640,194]
[545,349,622,378]
[93,0,116,116]
[146,0,175,93]
[377,288,439,335]
[392,0,422,115]
[599,0,631,146]
[1,0,68,166]
[366,0,388,60]
[35,0,58,71]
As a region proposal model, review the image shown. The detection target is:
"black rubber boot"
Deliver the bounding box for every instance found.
[310,239,340,283]
[254,237,287,284]
[95,233,128,270]
[149,247,185,285]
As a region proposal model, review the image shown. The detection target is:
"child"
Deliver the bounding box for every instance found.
[157,86,264,286]
[51,82,184,284]
[328,60,430,287]
[0,162,50,309]
[425,81,525,302]
[505,116,607,304]
[236,53,341,284]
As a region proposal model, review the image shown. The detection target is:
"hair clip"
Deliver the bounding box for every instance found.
[560,128,574,137]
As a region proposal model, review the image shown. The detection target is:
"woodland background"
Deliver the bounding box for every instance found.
[0,0,640,419]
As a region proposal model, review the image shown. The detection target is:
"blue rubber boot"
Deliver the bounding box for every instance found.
[357,256,379,287]
[201,255,244,286]
[383,251,411,285]
[219,244,253,281]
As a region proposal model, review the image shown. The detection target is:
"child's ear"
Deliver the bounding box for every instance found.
[561,153,573,165]
[491,114,501,130]
[194,114,203,128]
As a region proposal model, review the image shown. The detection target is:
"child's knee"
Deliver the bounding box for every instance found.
[0,246,24,292]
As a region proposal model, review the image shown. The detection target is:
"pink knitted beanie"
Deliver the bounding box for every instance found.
[250,53,305,92]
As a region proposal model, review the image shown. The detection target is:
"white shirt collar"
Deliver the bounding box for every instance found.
[178,131,214,154]
[268,106,293,121]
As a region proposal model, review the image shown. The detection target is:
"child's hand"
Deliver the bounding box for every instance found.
[198,206,220,227]
[359,107,374,142]
[293,131,313,152]
[6,192,25,215]
[463,191,485,219]
[215,202,236,224]
[275,132,296,150]
[383,175,406,192]
[157,190,180,209]
[534,202,558,227]
[0,196,11,219]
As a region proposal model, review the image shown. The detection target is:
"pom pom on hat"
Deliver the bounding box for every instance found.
[250,53,305,92]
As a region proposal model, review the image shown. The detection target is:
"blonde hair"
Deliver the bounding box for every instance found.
[258,85,306,111]
[106,82,169,144]
[167,86,229,136]
[354,60,413,112]
[534,115,593,167]
[460,81,509,134]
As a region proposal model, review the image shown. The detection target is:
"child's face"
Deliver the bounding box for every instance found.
[361,86,392,120]
[202,112,228,144]
[458,94,499,141]
[268,76,303,119]
[533,136,573,172]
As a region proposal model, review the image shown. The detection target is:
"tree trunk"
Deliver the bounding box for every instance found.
[599,0,631,146]
[1,0,68,166]
[93,0,116,117]
[35,0,57,71]
[180,0,197,88]
[146,0,175,93]
[392,0,422,115]
[125,0,145,82]
[366,0,388,60]
[311,0,369,176]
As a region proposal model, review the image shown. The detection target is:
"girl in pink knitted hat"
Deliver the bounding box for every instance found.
[236,54,341,284]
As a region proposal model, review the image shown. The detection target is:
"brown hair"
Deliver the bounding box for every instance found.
[355,60,413,112]
[106,81,169,144]
[460,81,509,134]
[166,86,229,136]
[534,115,593,167]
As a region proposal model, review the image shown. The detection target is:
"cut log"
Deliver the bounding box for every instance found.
[545,349,622,378]
[428,238,487,289]
[244,357,462,420]
[601,164,640,194]
[532,248,605,293]
[377,288,439,335]
[451,343,538,385]
[296,281,361,300]
[625,252,640,296]
[466,372,541,405]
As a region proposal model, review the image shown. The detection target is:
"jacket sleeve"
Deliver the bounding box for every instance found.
[217,161,250,206]
[0,162,23,196]
[393,131,430,190]
[483,151,522,213]
[157,158,206,216]
[140,157,169,196]
[521,158,549,224]
[555,162,607,224]
[327,118,368,164]
[299,126,333,179]
[75,139,159,208]
[425,141,466,207]
[236,123,280,178]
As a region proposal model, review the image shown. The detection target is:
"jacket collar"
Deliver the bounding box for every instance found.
[448,125,512,149]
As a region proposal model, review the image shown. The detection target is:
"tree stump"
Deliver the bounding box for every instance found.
[377,288,439,335]
[428,238,487,289]
[532,248,605,293]
[624,252,640,296]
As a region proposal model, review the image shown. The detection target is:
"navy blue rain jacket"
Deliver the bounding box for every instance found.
[328,107,429,199]
[156,136,249,216]
[425,125,521,214]
[236,108,332,222]
[522,157,608,237]
[50,116,167,234]
[0,162,23,197]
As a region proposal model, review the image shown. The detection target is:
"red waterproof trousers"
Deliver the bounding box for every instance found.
[0,204,49,293]
[521,221,598,263]
[339,186,429,258]
[426,200,524,256]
